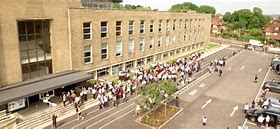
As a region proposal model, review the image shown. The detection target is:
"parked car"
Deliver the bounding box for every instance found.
[263,81,280,93]
[271,55,280,71]
[259,97,280,109]
[246,108,280,128]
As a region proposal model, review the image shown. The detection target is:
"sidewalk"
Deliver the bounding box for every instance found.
[15,44,230,129]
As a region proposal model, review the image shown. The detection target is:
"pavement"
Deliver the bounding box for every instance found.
[16,44,233,129]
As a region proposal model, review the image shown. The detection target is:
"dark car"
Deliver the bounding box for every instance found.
[263,81,280,93]
[246,108,280,128]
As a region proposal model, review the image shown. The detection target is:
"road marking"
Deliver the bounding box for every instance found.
[240,66,245,70]
[99,109,134,129]
[228,67,232,71]
[201,99,212,109]
[199,83,206,88]
[84,103,134,129]
[188,89,197,96]
[230,105,238,117]
[258,68,262,73]
[242,67,271,128]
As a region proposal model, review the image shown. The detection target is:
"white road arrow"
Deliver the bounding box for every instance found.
[201,99,212,109]
[240,66,245,70]
[188,89,197,96]
[199,83,206,88]
[230,106,238,117]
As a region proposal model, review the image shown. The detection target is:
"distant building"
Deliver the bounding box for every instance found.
[0,0,211,112]
[211,14,225,34]
[265,20,280,42]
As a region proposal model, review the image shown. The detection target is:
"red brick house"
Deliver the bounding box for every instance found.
[211,14,225,34]
[265,20,280,41]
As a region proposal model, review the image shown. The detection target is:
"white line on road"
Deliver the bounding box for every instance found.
[258,68,262,73]
[242,67,271,128]
[228,67,232,71]
[188,89,197,96]
[84,103,134,129]
[201,99,212,109]
[99,109,135,129]
[230,105,238,117]
[240,66,245,70]
[199,83,206,88]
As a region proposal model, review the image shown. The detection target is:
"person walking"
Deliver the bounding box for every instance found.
[254,74,258,83]
[62,93,66,107]
[265,115,270,128]
[202,116,207,126]
[257,115,264,127]
[244,103,249,114]
[75,105,84,120]
[219,69,223,77]
[52,114,57,129]
[175,96,180,108]
[237,124,242,129]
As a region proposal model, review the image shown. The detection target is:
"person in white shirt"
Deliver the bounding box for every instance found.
[202,116,207,126]
[265,115,270,127]
[257,115,264,127]
[237,124,243,129]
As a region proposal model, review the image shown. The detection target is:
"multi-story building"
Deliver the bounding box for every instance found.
[0,0,211,112]
[265,20,280,42]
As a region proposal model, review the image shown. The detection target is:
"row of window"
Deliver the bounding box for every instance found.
[83,18,206,40]
[89,42,203,78]
[83,33,204,64]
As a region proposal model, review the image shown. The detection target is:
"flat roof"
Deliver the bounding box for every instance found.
[0,71,92,105]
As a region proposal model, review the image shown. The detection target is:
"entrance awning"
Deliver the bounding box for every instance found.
[0,71,92,105]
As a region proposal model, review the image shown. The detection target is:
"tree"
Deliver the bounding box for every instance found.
[197,5,216,16]
[170,2,199,12]
[223,12,232,23]
[112,3,123,9]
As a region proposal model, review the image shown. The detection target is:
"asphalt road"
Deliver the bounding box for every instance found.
[43,47,276,129]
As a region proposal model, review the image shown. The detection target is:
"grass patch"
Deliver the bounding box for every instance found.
[140,104,180,128]
[207,42,219,50]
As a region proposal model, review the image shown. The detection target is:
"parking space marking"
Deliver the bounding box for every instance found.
[188,89,197,96]
[99,109,135,129]
[199,83,206,88]
[240,66,245,70]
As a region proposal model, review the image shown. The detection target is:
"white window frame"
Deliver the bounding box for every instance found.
[158,35,162,47]
[166,34,169,46]
[112,64,122,74]
[115,40,122,57]
[149,36,154,49]
[139,37,145,52]
[129,20,134,35]
[158,20,162,32]
[101,21,108,38]
[172,34,175,44]
[150,20,154,33]
[140,20,145,34]
[180,19,183,29]
[83,22,92,40]
[101,43,108,60]
[84,45,92,64]
[129,39,135,54]
[116,21,122,36]
[166,19,170,31]
[173,19,176,30]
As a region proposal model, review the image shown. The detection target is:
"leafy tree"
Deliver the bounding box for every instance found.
[197,5,216,16]
[112,3,123,9]
[223,12,232,23]
[170,2,199,12]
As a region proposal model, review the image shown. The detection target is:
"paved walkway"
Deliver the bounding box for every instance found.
[15,44,230,129]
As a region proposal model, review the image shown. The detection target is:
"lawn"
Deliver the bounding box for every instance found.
[207,42,219,50]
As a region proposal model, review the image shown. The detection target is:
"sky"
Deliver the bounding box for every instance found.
[122,0,279,15]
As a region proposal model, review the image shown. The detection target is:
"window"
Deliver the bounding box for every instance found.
[140,20,145,34]
[176,49,181,54]
[178,33,182,44]
[166,34,169,46]
[84,46,92,64]
[147,56,154,63]
[97,67,109,77]
[180,19,183,29]
[182,47,186,52]
[173,19,176,30]
[125,61,134,70]
[129,39,134,54]
[116,21,122,36]
[150,20,154,33]
[158,35,162,47]
[155,53,162,61]
[185,19,188,29]
[189,19,192,28]
[149,36,154,49]
[170,50,175,56]
[112,64,122,74]
[101,43,108,59]
[83,22,91,40]
[166,20,170,31]
[137,58,145,66]
[163,52,169,58]
[129,20,134,35]
[115,40,122,56]
[184,34,187,42]
[139,37,145,51]
[172,34,175,44]
[158,20,162,32]
[101,21,108,38]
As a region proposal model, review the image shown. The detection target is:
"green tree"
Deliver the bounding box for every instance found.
[112,3,123,9]
[170,2,199,12]
[197,5,216,16]
[223,12,232,23]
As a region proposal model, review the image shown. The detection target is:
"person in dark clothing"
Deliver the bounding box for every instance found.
[219,69,223,77]
[52,114,57,129]
[254,74,258,83]
[175,96,180,108]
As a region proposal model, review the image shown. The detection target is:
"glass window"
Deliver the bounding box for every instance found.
[166,34,169,46]
[173,19,176,30]
[112,64,122,74]
[116,21,122,36]
[155,53,162,61]
[149,36,154,49]
[166,19,170,31]
[125,61,134,70]
[140,20,145,34]
[129,20,134,35]
[129,39,134,54]
[137,58,145,66]
[170,50,175,56]
[101,43,108,59]
[147,56,154,63]
[158,35,162,47]
[101,21,108,38]
[139,37,145,52]
[158,20,162,32]
[97,67,109,77]
[180,19,182,29]
[163,52,169,58]
[116,40,122,57]
[83,22,91,40]
[185,19,188,29]
[84,45,92,64]
[150,20,154,33]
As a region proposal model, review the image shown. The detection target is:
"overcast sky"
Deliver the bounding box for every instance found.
[122,0,279,15]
